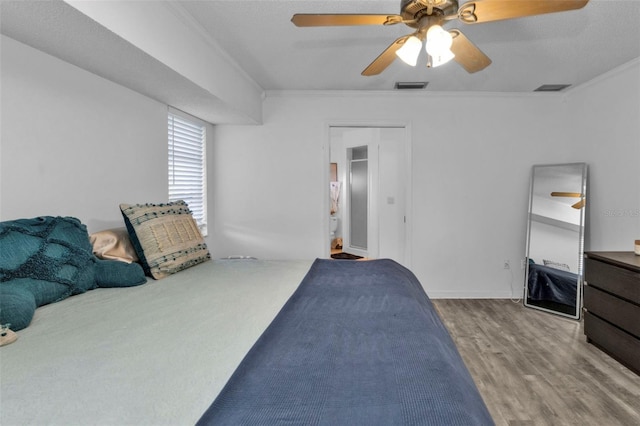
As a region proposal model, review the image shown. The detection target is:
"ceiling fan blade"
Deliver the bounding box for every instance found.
[449,29,492,73]
[291,14,404,27]
[361,35,412,76]
[457,0,589,24]
[572,199,586,209]
[551,192,583,197]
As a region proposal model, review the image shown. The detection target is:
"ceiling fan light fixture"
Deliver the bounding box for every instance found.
[428,50,456,68]
[395,35,422,66]
[425,25,452,53]
[425,25,455,67]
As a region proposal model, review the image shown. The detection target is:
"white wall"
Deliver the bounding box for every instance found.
[529,221,581,272]
[0,35,169,233]
[210,61,639,298]
[207,98,327,260]
[567,60,640,251]
[2,32,637,298]
[210,92,575,297]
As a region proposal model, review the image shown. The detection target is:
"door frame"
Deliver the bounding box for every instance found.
[323,121,412,268]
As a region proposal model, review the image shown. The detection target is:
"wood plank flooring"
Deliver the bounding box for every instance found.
[433,299,640,426]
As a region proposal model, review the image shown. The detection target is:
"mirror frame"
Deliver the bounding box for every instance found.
[523,162,587,320]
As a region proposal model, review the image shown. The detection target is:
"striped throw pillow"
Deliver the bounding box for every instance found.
[120,201,210,279]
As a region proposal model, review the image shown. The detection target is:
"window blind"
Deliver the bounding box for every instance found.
[168,111,207,235]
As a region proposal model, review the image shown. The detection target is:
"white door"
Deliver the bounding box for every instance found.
[377,128,407,262]
[329,127,408,264]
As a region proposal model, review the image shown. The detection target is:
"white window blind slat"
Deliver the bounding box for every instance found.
[168,112,207,236]
[170,153,203,162]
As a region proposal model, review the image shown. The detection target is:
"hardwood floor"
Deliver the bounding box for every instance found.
[433,299,640,426]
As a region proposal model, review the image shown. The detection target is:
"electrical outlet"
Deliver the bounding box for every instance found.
[503,260,510,270]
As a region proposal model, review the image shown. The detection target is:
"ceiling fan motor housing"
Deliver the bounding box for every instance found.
[401,0,459,28]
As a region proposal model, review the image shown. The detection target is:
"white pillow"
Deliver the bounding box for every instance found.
[543,259,570,272]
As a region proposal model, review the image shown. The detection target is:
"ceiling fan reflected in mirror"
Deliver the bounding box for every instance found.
[551,192,585,209]
[291,0,589,76]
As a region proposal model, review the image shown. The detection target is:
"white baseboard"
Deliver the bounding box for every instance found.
[428,290,519,299]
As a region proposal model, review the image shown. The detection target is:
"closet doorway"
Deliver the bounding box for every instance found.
[328,126,411,266]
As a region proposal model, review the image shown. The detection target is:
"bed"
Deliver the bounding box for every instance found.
[198,258,493,425]
[526,262,578,309]
[1,257,493,425]
[1,207,492,424]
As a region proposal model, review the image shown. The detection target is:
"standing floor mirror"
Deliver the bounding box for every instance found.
[524,163,587,319]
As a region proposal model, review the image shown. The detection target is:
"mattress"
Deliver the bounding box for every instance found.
[0,259,313,426]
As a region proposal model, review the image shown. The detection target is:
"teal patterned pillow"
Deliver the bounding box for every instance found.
[0,216,97,330]
[120,201,210,279]
[0,216,96,298]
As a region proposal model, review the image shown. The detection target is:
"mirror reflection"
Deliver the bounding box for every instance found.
[524,163,587,319]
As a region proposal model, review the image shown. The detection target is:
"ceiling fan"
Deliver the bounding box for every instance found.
[551,192,585,209]
[291,0,588,75]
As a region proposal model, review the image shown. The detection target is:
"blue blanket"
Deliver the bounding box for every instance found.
[198,259,493,425]
[527,263,577,307]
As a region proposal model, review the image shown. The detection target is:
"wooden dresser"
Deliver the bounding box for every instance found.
[584,251,640,374]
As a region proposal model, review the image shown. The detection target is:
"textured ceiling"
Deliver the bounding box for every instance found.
[176,0,640,92]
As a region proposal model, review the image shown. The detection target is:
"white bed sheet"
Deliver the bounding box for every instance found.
[0,259,313,426]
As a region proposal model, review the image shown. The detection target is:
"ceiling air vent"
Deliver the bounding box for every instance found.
[394,81,428,90]
[534,84,571,92]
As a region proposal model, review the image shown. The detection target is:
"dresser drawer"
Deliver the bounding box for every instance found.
[584,257,640,304]
[584,285,640,338]
[584,311,640,374]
